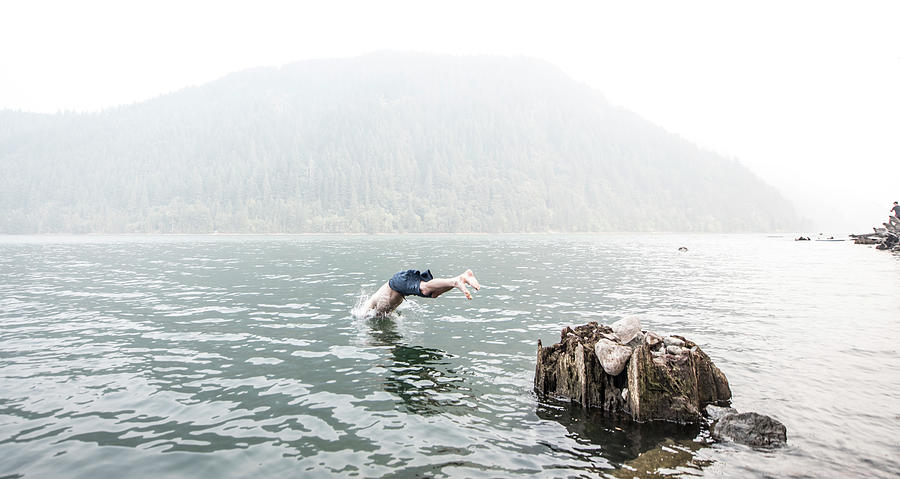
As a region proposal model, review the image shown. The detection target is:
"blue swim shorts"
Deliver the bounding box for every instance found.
[388,269,434,297]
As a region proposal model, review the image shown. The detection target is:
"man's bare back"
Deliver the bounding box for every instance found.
[364,269,481,316]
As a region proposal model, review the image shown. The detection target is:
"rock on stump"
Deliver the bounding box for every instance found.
[534,320,732,423]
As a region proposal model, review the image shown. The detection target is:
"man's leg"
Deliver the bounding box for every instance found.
[420,270,481,299]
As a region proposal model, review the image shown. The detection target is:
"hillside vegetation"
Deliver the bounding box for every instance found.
[0,53,799,233]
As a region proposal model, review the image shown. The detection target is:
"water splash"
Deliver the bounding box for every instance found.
[350,290,376,319]
[350,289,423,320]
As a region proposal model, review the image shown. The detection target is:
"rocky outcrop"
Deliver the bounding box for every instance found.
[852,215,900,252]
[534,319,731,423]
[711,411,787,448]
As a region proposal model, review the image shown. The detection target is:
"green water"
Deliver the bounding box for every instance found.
[1,235,899,478]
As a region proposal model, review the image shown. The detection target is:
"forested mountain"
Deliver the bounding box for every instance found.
[0,52,799,233]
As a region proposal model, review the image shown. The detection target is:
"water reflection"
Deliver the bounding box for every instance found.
[366,316,404,346]
[366,317,471,416]
[536,399,711,477]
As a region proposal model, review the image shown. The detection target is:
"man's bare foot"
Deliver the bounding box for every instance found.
[462,269,481,291]
[455,277,473,300]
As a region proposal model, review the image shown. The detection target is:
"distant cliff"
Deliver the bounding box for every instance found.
[0,52,800,233]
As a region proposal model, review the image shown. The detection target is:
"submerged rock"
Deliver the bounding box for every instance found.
[611,438,705,478]
[535,321,732,423]
[711,412,787,448]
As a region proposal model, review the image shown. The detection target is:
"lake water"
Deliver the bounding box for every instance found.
[1,234,898,478]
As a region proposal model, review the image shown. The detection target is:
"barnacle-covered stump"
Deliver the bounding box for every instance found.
[534,320,731,423]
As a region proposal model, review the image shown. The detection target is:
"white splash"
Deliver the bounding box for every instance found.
[350,289,420,320]
[350,290,376,320]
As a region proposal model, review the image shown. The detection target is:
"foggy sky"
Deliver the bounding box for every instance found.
[2,0,898,232]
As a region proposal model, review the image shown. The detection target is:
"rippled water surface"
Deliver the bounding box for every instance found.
[1,235,899,478]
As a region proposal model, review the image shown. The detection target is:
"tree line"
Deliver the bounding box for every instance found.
[0,53,800,234]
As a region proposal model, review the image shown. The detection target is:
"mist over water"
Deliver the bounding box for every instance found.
[1,235,898,478]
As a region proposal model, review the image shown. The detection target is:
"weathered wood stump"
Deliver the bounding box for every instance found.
[853,215,900,251]
[535,320,731,423]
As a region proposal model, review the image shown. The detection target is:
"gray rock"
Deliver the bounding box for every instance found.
[626,331,645,348]
[611,317,642,344]
[712,412,787,448]
[594,338,633,376]
[705,404,737,422]
[664,336,685,348]
[601,332,618,341]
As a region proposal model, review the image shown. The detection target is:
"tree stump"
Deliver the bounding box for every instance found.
[535,320,732,423]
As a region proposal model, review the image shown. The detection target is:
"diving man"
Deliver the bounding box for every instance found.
[364,269,481,316]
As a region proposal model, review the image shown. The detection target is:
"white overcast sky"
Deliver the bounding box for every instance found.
[2,0,898,231]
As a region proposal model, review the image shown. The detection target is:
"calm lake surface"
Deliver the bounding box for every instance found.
[1,234,899,478]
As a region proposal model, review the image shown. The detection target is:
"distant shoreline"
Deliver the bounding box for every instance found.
[0,231,819,238]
